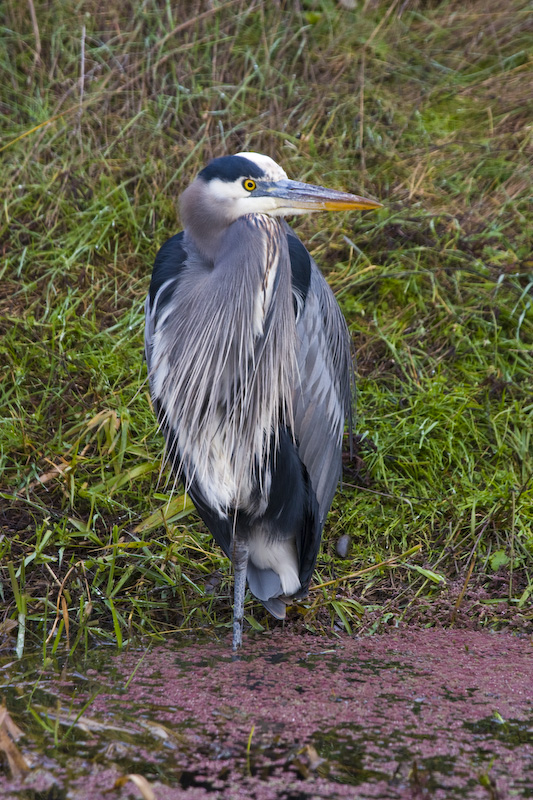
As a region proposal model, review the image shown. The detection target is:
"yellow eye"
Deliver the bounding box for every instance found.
[243,179,256,192]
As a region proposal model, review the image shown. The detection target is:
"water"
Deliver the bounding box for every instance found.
[0,629,531,799]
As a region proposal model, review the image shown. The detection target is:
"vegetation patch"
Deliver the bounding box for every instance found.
[1,0,532,656]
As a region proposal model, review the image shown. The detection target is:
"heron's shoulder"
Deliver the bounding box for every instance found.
[149,231,187,306]
[286,232,312,307]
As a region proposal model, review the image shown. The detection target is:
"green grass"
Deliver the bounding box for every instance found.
[1,0,532,655]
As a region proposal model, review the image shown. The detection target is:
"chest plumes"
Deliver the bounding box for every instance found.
[153,215,297,515]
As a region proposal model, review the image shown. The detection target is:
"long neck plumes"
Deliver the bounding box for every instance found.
[155,214,297,516]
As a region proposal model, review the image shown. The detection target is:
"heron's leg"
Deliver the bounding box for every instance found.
[232,536,249,650]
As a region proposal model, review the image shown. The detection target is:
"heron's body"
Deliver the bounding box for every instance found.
[144,153,380,647]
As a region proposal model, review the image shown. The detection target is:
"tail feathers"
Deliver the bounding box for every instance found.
[260,595,289,620]
[247,562,305,620]
[247,562,282,604]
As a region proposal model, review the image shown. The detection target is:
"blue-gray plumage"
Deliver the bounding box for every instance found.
[144,153,381,649]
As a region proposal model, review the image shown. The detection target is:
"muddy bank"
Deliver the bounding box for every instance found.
[1,629,532,799]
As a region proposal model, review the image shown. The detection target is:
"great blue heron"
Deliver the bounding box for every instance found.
[145,153,381,649]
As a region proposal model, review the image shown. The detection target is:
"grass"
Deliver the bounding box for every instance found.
[0,0,532,656]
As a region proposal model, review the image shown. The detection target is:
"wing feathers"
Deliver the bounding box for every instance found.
[292,263,352,527]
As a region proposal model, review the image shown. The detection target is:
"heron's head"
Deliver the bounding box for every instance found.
[180,153,381,257]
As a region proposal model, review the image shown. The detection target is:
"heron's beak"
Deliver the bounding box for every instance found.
[266,179,382,213]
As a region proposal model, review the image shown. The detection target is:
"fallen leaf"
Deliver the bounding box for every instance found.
[0,704,30,779]
[113,773,156,800]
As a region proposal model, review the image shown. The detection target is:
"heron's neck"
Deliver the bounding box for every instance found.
[180,182,234,262]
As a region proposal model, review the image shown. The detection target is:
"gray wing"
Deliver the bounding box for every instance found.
[293,259,353,528]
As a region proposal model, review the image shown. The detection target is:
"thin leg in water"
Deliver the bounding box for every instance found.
[232,535,249,650]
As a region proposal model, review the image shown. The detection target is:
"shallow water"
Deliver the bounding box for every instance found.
[0,629,532,799]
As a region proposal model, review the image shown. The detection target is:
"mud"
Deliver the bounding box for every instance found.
[0,629,532,799]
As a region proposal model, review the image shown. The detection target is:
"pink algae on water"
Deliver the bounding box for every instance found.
[1,628,532,799]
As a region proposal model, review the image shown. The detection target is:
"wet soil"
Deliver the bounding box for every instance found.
[0,629,532,799]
